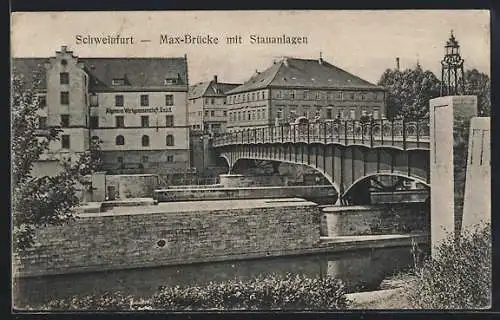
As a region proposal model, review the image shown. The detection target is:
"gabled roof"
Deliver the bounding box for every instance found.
[188,80,241,99]
[227,57,383,94]
[12,56,188,92]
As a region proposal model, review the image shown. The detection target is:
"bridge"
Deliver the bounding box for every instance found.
[213,119,430,204]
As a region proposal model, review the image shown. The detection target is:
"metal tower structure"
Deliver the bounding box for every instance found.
[440,30,465,96]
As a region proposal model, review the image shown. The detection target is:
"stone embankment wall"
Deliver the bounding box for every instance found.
[13,202,321,278]
[320,203,430,237]
[153,185,337,203]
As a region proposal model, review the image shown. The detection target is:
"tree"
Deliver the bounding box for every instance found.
[464,69,491,116]
[11,70,99,252]
[377,64,441,120]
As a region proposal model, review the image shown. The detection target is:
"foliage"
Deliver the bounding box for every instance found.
[377,64,441,120]
[39,274,350,311]
[464,69,491,116]
[11,70,101,252]
[377,66,490,119]
[405,223,491,309]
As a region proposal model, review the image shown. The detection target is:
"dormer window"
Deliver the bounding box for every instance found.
[165,78,178,85]
[112,79,125,86]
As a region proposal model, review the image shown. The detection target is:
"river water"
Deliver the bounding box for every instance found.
[13,245,428,308]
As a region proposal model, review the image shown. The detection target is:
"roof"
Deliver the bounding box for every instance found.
[188,80,241,99]
[227,57,383,94]
[12,58,49,89]
[12,56,189,92]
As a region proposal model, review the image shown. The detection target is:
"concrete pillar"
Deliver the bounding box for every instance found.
[429,95,477,256]
[462,117,490,231]
[91,171,107,202]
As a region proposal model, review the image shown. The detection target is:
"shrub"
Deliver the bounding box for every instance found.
[406,222,491,309]
[35,273,350,311]
[151,273,350,310]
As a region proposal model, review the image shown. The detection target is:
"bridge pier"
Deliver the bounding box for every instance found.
[429,95,477,257]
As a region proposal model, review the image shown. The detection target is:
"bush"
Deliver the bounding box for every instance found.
[406,222,491,309]
[36,273,350,311]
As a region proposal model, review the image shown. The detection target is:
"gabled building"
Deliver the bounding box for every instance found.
[13,46,191,175]
[188,75,240,134]
[226,56,387,132]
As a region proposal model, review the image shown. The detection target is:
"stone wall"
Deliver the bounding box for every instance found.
[13,202,321,277]
[154,185,337,203]
[105,174,159,200]
[320,203,430,237]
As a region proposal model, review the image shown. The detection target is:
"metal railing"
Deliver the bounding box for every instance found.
[213,119,430,149]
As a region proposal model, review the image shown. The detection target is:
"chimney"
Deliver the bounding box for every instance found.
[61,45,68,53]
[213,75,218,83]
[319,51,323,64]
[396,57,400,71]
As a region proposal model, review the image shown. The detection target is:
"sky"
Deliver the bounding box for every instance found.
[11,10,490,85]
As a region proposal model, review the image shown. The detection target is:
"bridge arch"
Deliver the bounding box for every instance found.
[343,171,430,201]
[229,157,341,196]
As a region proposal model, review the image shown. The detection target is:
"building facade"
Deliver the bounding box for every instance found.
[226,57,387,132]
[13,46,191,175]
[188,75,240,134]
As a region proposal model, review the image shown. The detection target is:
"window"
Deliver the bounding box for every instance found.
[117,156,123,163]
[142,156,149,163]
[90,94,98,107]
[165,115,174,127]
[238,111,241,121]
[326,109,333,119]
[252,93,256,101]
[290,90,296,99]
[164,78,177,85]
[116,116,124,128]
[223,110,227,117]
[205,110,209,117]
[373,109,380,119]
[39,96,47,108]
[350,109,356,119]
[60,114,70,127]
[90,116,99,129]
[112,79,125,86]
[167,155,174,163]
[247,111,251,120]
[38,116,47,129]
[60,72,69,85]
[252,110,256,120]
[262,108,266,119]
[140,95,149,106]
[115,135,125,145]
[276,107,283,119]
[276,90,282,99]
[211,98,215,104]
[141,135,150,147]
[166,134,174,146]
[165,94,174,106]
[303,91,309,100]
[141,116,149,128]
[115,95,124,107]
[61,135,70,149]
[60,91,69,105]
[211,110,215,117]
[316,91,321,100]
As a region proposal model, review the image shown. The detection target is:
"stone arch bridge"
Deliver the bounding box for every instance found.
[213,119,430,203]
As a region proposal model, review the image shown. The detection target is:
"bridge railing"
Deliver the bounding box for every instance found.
[213,119,430,149]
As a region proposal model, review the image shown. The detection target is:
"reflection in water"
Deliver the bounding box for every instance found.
[13,246,428,308]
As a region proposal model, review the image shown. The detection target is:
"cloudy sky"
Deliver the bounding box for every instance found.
[11,10,490,85]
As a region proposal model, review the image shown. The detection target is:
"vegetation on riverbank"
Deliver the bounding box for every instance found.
[356,222,491,309]
[36,273,350,311]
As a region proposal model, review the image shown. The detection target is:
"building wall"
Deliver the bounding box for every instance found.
[105,174,159,199]
[13,203,321,277]
[44,48,90,153]
[101,149,190,173]
[227,89,271,131]
[187,97,203,130]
